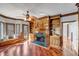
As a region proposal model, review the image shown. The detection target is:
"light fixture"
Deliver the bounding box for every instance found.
[26,11,30,19]
[24,11,31,21]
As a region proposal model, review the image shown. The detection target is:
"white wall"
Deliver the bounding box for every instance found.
[61,15,78,22]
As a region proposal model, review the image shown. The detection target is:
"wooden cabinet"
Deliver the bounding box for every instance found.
[49,15,61,48]
[39,16,49,34]
[37,16,50,47]
[49,15,61,35]
[50,35,60,48]
[29,15,61,47]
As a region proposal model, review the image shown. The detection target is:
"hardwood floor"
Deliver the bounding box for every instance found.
[0,40,63,56]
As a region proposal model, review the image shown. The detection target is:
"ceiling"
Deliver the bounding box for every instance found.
[0,3,77,19]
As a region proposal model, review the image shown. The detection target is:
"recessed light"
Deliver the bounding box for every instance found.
[39,13,46,16]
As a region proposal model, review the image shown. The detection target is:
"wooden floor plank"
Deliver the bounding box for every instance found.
[0,40,63,56]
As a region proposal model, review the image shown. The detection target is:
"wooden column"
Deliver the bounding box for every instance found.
[49,16,53,35]
[76,3,79,55]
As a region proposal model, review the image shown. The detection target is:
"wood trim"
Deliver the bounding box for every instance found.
[39,16,48,20]
[0,14,24,21]
[61,11,78,17]
[76,3,79,7]
[39,11,78,20]
[49,16,52,35]
[0,11,78,22]
[39,14,61,20]
[62,20,76,23]
[50,14,61,19]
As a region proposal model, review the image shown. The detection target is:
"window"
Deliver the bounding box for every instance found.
[0,22,4,40]
[22,24,29,36]
[0,22,1,39]
[6,23,15,38]
[16,24,20,35]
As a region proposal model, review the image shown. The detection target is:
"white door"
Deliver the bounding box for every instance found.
[63,22,78,56]
[69,22,78,53]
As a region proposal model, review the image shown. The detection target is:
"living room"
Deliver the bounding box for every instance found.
[0,3,79,56]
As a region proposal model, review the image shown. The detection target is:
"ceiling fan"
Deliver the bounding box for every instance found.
[23,10,39,22]
[21,10,30,21]
[16,10,38,21]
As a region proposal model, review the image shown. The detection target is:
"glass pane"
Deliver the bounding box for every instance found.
[0,22,1,39]
[7,24,15,38]
[22,24,29,36]
[16,24,20,35]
